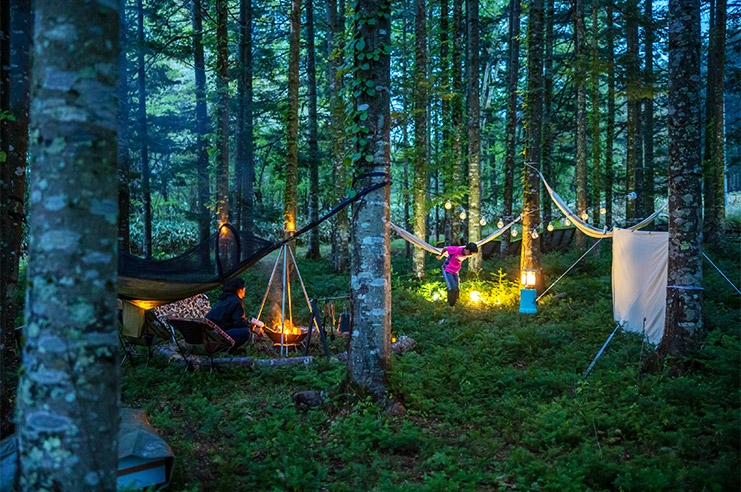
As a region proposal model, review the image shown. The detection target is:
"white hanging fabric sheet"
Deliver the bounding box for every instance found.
[612,228,668,344]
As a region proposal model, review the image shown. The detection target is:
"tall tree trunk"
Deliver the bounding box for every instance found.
[605,1,615,229]
[117,0,131,252]
[541,0,554,251]
[450,0,464,245]
[702,0,726,243]
[467,0,482,272]
[574,0,588,249]
[242,0,255,233]
[590,0,601,226]
[642,0,655,217]
[235,0,246,229]
[402,11,412,258]
[328,0,349,270]
[216,0,230,226]
[521,0,544,286]
[348,0,392,398]
[412,0,427,279]
[306,0,321,259]
[137,0,152,257]
[625,0,640,223]
[285,0,300,241]
[193,0,211,242]
[502,0,520,258]
[653,0,702,366]
[1,0,33,438]
[440,0,452,246]
[16,0,120,487]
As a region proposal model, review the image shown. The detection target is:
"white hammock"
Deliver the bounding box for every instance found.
[539,170,665,238]
[390,216,522,256]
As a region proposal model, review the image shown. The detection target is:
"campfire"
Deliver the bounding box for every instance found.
[263,319,308,347]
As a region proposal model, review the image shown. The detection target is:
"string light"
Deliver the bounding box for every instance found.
[581,211,589,221]
[460,211,467,220]
[511,228,518,237]
[497,219,504,228]
[445,200,452,210]
[564,218,571,226]
[600,207,607,215]
[532,229,539,239]
[480,218,487,226]
[547,222,554,232]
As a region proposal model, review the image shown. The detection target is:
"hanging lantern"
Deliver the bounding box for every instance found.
[459,211,467,220]
[480,218,487,226]
[547,222,554,232]
[564,218,571,227]
[581,211,589,221]
[600,207,607,215]
[445,200,452,210]
[497,219,504,229]
[531,229,539,239]
[511,228,518,237]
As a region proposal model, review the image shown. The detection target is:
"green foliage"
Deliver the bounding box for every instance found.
[120,243,740,490]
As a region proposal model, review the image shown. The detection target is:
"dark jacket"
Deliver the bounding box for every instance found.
[206,292,250,330]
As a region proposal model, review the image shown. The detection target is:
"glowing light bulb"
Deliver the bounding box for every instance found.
[564,218,571,227]
[511,228,518,237]
[581,211,589,221]
[480,218,487,226]
[600,207,607,215]
[497,219,504,228]
[445,200,452,210]
[460,211,467,220]
[532,230,539,239]
[469,291,482,302]
[392,336,397,343]
[432,292,440,301]
[547,222,554,232]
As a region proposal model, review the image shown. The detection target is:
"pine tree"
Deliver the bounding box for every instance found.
[467,0,482,272]
[215,0,230,226]
[193,0,211,242]
[285,0,301,240]
[306,0,321,259]
[502,0,520,258]
[137,0,152,256]
[412,0,428,279]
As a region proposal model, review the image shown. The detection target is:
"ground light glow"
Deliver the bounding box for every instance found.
[469,291,483,302]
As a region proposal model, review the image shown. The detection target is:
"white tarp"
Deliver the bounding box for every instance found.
[612,228,668,344]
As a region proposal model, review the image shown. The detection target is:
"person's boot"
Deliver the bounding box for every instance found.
[448,289,459,306]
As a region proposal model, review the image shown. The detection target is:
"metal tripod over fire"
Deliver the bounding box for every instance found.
[255,243,317,357]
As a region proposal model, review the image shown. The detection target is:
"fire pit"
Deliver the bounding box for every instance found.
[263,324,309,347]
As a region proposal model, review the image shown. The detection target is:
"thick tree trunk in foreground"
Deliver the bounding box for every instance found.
[412,0,427,279]
[137,0,152,257]
[348,0,392,398]
[117,0,131,252]
[702,0,726,243]
[215,0,230,226]
[574,0,587,249]
[285,0,301,241]
[16,1,120,488]
[306,0,321,259]
[467,0,482,273]
[654,0,703,366]
[450,0,464,244]
[605,2,615,229]
[521,0,544,287]
[193,0,210,242]
[502,0,520,258]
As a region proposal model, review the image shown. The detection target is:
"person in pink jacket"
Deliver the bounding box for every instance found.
[436,242,479,306]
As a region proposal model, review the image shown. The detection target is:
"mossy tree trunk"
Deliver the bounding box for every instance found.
[412,0,427,279]
[521,0,544,288]
[450,0,464,245]
[541,0,554,251]
[590,0,601,228]
[306,0,321,259]
[193,0,211,242]
[605,2,615,229]
[348,0,392,398]
[625,0,641,224]
[117,0,130,252]
[285,0,301,242]
[654,0,703,367]
[467,0,482,273]
[440,0,452,246]
[215,0,230,226]
[137,0,152,257]
[237,0,254,234]
[642,0,655,217]
[16,0,120,488]
[502,0,520,258]
[574,0,587,249]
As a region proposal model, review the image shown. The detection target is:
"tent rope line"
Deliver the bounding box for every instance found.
[536,237,604,302]
[703,252,741,295]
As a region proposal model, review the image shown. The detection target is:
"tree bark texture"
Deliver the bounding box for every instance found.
[702,0,726,243]
[467,0,482,272]
[625,0,641,223]
[193,0,210,242]
[502,0,520,258]
[656,0,703,362]
[306,0,321,259]
[642,0,655,218]
[574,0,587,249]
[136,0,152,257]
[440,0,452,246]
[16,1,120,488]
[605,2,615,229]
[117,0,131,252]
[412,0,427,279]
[285,0,301,241]
[216,0,229,226]
[590,0,601,226]
[241,0,255,234]
[521,0,544,286]
[450,0,464,245]
[541,0,554,250]
[348,0,392,398]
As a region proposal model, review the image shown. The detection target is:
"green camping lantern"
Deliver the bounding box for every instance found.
[519,269,537,314]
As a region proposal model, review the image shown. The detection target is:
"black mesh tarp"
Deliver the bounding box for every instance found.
[118,224,276,308]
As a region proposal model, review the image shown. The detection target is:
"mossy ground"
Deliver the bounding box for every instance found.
[121,239,740,491]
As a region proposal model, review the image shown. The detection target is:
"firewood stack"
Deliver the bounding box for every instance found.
[154,294,212,319]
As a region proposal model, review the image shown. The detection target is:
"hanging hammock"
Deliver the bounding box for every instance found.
[389,215,522,256]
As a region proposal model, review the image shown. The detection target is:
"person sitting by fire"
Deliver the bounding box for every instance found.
[206,277,262,350]
[436,242,479,307]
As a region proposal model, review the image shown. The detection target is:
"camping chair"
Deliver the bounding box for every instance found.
[119,304,180,366]
[162,317,235,371]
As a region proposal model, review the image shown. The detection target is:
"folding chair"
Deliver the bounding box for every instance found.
[162,317,235,371]
[119,303,179,366]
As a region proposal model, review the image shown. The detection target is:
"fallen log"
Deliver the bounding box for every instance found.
[153,345,312,369]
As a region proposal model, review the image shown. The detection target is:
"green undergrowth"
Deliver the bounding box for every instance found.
[121,240,740,491]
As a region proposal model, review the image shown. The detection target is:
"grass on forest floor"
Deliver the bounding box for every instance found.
[121,239,740,491]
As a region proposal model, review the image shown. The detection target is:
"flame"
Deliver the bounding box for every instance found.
[470,291,482,303]
[271,318,303,335]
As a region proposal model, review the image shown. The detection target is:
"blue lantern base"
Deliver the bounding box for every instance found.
[519,288,538,313]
